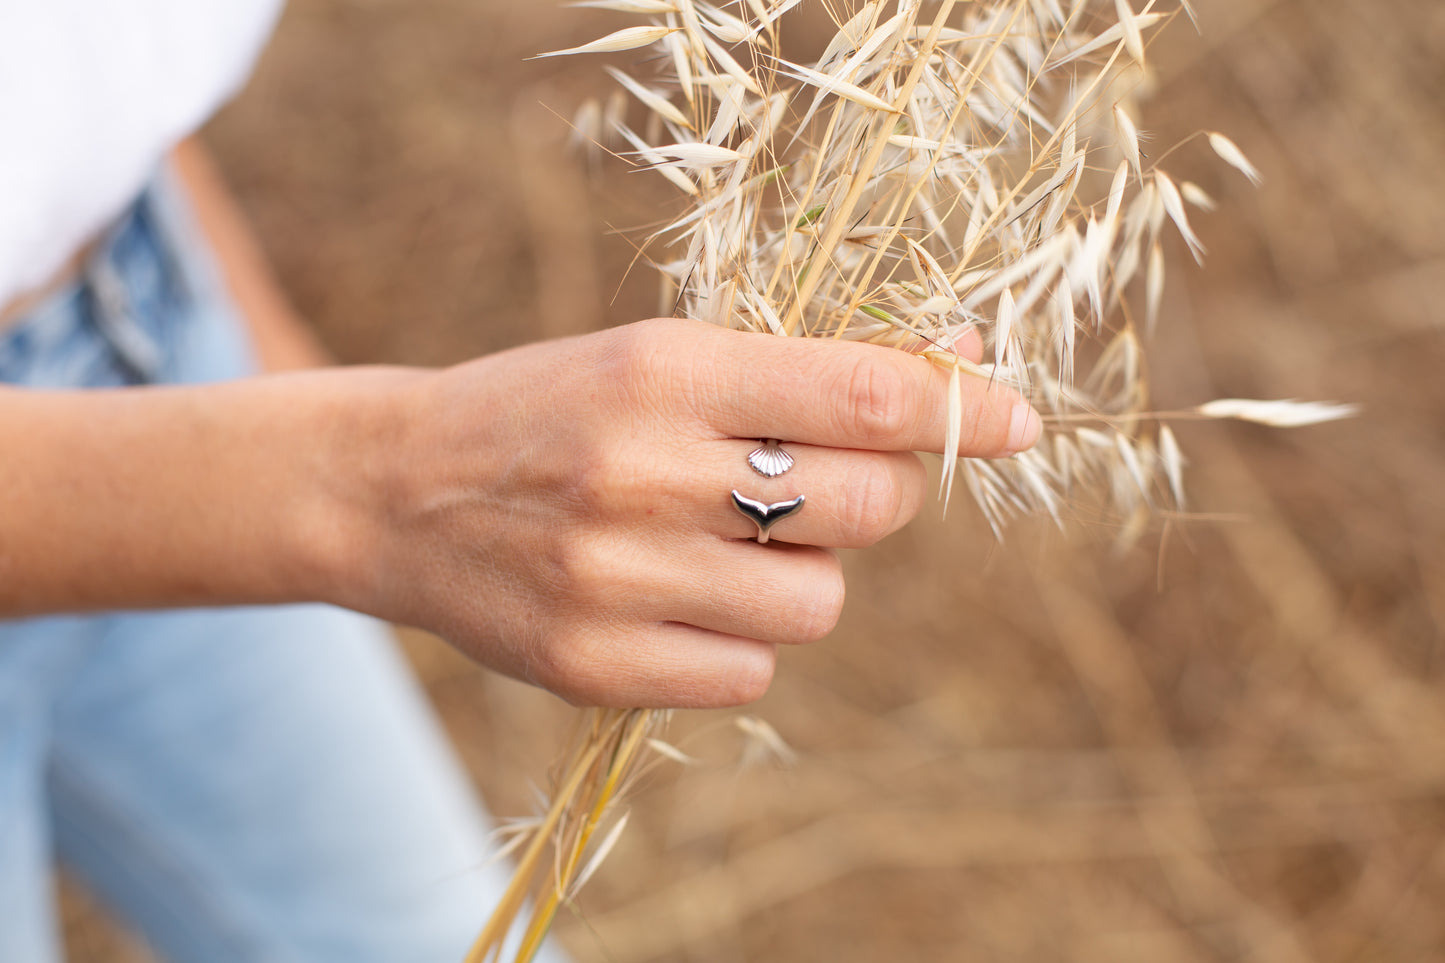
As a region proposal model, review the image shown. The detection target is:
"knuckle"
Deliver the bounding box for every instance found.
[538,631,616,708]
[550,533,614,604]
[721,645,777,706]
[959,388,1012,455]
[790,555,846,642]
[840,461,906,545]
[959,397,989,453]
[529,632,585,700]
[894,452,929,522]
[602,321,671,391]
[601,319,714,425]
[571,444,644,518]
[840,360,912,445]
[555,676,607,708]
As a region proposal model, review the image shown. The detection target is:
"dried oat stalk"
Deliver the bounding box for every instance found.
[464,708,665,963]
[469,2,1356,958]
[465,708,792,963]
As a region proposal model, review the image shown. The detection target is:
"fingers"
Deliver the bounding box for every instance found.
[633,319,1041,457]
[547,623,779,709]
[557,534,845,645]
[528,541,844,708]
[657,540,845,644]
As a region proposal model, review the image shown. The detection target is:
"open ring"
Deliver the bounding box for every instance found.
[731,490,805,545]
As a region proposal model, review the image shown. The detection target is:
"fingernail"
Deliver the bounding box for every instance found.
[1006,402,1041,454]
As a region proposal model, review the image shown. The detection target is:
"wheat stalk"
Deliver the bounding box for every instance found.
[467,2,1355,958]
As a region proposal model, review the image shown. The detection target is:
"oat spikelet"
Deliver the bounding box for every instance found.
[534,24,678,58]
[1208,131,1264,186]
[1196,398,1361,427]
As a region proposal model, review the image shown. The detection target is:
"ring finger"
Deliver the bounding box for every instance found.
[674,440,929,549]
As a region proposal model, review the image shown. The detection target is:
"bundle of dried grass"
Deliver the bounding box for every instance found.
[554,0,1352,534]
[465,708,664,962]
[467,2,1354,959]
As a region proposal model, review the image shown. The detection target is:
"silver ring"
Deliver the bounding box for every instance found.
[748,440,795,478]
[731,490,805,545]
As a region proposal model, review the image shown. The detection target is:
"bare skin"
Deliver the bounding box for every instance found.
[0,144,1041,710]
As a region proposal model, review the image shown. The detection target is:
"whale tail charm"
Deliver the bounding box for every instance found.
[730,490,805,544]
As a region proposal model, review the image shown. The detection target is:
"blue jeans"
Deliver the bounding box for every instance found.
[0,172,562,963]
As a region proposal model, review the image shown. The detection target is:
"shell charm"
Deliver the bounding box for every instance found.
[747,440,795,478]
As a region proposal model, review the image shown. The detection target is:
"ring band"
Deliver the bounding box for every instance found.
[748,440,795,478]
[731,490,805,544]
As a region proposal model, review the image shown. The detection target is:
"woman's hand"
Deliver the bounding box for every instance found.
[344,318,1039,708]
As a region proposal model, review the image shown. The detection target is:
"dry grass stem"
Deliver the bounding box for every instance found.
[468,2,1354,957]
[464,708,668,963]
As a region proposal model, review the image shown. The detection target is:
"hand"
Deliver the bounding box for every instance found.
[346,318,1039,708]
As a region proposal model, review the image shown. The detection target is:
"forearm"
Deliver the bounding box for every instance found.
[0,368,410,616]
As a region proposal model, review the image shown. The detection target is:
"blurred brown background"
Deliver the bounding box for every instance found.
[66,0,1445,960]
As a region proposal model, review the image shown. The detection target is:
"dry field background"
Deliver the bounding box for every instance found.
[66,1,1445,961]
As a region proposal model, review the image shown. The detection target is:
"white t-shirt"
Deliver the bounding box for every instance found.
[0,1,284,307]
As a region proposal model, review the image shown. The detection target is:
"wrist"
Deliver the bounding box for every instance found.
[281,365,431,615]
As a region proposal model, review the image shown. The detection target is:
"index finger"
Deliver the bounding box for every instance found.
[669,320,1041,457]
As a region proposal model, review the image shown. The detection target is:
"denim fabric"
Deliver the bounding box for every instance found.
[0,168,248,390]
[0,172,565,963]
